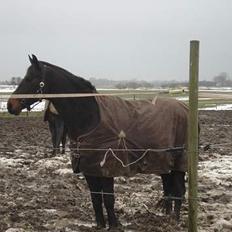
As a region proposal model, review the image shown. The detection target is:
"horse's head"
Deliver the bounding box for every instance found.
[8,55,47,115]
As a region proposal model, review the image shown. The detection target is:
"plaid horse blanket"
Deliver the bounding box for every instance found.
[72,96,188,177]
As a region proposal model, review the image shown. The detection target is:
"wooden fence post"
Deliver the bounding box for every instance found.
[188,40,200,232]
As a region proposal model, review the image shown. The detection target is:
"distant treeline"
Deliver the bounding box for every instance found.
[90,72,232,89]
[89,77,154,89]
[0,77,22,85]
[161,72,232,88]
[1,72,231,89]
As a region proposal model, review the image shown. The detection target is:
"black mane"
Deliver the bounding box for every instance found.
[40,61,97,93]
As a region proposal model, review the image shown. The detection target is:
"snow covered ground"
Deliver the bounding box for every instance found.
[201,104,232,111]
[0,85,17,92]
[1,86,232,112]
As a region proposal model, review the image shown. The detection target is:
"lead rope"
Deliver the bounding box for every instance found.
[26,101,42,115]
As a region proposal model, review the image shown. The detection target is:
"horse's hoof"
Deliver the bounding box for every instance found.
[92,224,106,230]
[50,151,56,157]
[108,227,124,232]
[108,223,124,231]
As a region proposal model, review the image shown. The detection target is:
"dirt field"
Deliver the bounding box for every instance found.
[0,111,232,232]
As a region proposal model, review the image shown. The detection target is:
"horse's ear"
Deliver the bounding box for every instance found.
[29,54,41,70]
[32,54,38,63]
[28,55,33,64]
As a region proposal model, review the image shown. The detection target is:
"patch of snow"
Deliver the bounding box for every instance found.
[199,155,232,184]
[43,208,58,214]
[0,85,17,92]
[34,159,64,170]
[34,157,69,171]
[5,228,25,232]
[175,96,189,101]
[54,168,72,176]
[215,219,232,231]
[201,104,232,111]
[199,87,232,92]
[0,157,25,168]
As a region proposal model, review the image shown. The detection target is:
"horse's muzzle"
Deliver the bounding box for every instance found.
[7,100,22,115]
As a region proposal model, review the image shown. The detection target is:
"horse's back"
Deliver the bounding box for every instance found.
[95,96,188,147]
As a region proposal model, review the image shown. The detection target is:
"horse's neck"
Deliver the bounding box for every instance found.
[53,97,100,139]
[51,92,100,139]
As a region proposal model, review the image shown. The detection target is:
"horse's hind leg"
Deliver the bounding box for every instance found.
[61,127,67,154]
[85,175,106,229]
[172,171,186,221]
[161,173,173,214]
[102,177,119,230]
[48,119,57,156]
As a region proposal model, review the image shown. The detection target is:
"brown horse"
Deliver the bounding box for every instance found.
[8,55,188,230]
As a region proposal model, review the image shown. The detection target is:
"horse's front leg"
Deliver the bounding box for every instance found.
[85,175,106,229]
[102,177,120,230]
[54,116,65,154]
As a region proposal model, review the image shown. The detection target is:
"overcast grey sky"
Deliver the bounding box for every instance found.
[0,0,231,81]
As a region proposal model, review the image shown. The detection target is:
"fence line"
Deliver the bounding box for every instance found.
[0,92,161,100]
[1,91,232,100]
[0,142,229,152]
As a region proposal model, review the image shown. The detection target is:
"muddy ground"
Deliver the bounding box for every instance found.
[0,111,231,232]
